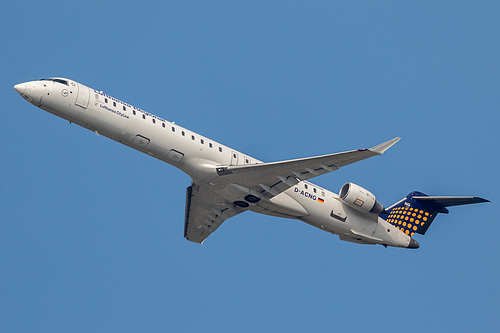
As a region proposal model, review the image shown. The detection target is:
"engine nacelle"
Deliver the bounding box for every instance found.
[339,182,385,215]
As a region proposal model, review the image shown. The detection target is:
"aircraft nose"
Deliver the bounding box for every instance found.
[14,82,28,95]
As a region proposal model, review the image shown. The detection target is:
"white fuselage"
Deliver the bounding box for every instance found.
[14,78,413,248]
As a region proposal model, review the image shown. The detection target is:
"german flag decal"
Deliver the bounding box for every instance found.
[318,198,325,204]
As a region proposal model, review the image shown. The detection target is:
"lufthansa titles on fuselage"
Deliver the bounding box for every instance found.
[93,89,166,123]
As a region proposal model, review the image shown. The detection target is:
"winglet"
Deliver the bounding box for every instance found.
[370,137,401,155]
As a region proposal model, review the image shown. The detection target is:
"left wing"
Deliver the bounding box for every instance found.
[184,182,247,244]
[212,137,400,198]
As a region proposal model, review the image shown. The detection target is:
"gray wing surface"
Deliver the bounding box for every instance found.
[212,137,400,198]
[184,182,247,244]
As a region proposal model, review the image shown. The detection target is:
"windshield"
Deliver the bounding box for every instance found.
[39,78,69,86]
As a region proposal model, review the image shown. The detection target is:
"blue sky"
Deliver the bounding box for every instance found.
[1,1,499,332]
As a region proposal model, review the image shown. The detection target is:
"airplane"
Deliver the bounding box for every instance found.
[14,78,489,249]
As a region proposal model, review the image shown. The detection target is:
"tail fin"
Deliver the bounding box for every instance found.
[384,191,489,237]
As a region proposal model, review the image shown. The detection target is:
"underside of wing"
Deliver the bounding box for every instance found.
[184,182,248,244]
[212,137,400,199]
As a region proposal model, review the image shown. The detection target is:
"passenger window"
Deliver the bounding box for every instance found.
[209,143,213,148]
[191,135,195,140]
[133,110,136,115]
[162,123,165,128]
[305,184,308,189]
[200,139,204,144]
[182,131,185,136]
[123,106,126,111]
[219,147,222,152]
[171,127,175,132]
[313,188,317,193]
[105,98,108,103]
[142,114,146,119]
[113,102,116,107]
[152,119,156,124]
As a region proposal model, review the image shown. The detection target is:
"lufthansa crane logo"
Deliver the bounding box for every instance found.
[61,89,69,97]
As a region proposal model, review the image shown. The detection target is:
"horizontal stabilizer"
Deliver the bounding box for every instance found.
[413,196,489,210]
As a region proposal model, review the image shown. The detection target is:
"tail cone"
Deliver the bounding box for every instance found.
[407,238,420,249]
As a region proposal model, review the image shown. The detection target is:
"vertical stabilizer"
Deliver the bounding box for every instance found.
[384,192,488,236]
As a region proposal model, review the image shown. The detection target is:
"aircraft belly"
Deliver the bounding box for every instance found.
[286,189,351,236]
[340,206,411,247]
[266,192,309,217]
[286,188,409,246]
[299,214,349,235]
[249,206,301,219]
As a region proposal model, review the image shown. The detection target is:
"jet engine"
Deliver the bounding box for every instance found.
[339,182,385,215]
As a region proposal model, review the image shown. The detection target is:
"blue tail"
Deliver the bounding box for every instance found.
[384,191,489,237]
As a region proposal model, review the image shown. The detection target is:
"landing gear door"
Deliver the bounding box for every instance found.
[75,83,90,109]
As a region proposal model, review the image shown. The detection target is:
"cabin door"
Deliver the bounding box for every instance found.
[75,84,90,108]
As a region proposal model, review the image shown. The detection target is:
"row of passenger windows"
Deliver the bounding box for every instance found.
[99,94,224,153]
[304,183,326,197]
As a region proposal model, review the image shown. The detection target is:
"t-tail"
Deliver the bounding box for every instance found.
[384,191,489,237]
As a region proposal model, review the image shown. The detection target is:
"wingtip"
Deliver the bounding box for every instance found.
[370,137,401,155]
[474,197,490,203]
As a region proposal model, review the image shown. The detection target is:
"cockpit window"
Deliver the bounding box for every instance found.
[39,78,69,86]
[52,79,69,85]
